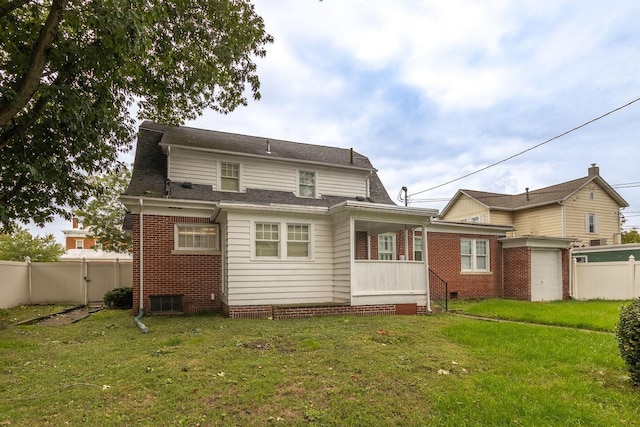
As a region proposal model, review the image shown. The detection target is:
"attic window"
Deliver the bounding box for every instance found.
[299,171,315,198]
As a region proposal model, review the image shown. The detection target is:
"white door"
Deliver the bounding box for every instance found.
[531,250,562,301]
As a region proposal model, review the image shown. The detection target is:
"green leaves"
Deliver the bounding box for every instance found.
[0,0,273,229]
[0,228,65,262]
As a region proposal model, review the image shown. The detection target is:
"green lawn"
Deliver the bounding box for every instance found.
[0,304,75,328]
[448,298,630,331]
[0,308,638,426]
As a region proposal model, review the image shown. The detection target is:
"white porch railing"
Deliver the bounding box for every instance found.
[351,261,427,305]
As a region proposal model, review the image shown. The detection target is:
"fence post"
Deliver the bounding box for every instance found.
[82,258,88,307]
[115,258,120,289]
[629,255,635,299]
[25,256,32,304]
[572,257,578,300]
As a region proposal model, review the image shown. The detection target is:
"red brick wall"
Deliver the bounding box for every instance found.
[427,232,503,299]
[65,236,96,250]
[224,303,425,319]
[502,247,531,300]
[355,231,368,260]
[132,214,222,314]
[561,249,570,299]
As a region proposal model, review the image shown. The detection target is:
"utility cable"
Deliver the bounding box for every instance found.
[408,96,640,198]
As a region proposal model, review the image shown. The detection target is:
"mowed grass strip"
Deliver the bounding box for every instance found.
[0,309,638,426]
[449,299,628,331]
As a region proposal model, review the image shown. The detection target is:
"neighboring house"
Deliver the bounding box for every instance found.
[440,164,629,247]
[121,122,438,318]
[572,243,640,263]
[62,218,96,250]
[60,219,132,261]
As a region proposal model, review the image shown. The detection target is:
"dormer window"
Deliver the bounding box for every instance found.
[299,171,316,198]
[220,162,240,191]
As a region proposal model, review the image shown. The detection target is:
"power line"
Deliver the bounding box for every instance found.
[408,96,640,198]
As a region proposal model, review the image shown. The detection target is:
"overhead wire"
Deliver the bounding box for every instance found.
[407,96,640,198]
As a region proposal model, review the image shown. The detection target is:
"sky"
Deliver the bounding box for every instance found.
[41,0,640,242]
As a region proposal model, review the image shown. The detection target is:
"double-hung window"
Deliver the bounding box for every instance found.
[287,224,310,257]
[461,239,489,272]
[220,162,240,191]
[378,233,395,260]
[413,231,423,261]
[299,171,316,198]
[255,223,279,257]
[175,224,219,251]
[586,213,599,234]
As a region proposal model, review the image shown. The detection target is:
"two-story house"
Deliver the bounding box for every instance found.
[439,164,628,247]
[121,122,439,318]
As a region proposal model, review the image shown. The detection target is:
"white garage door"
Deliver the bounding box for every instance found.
[531,250,562,301]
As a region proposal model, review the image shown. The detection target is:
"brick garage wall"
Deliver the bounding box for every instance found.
[561,248,570,299]
[427,232,503,299]
[132,214,222,314]
[502,246,531,300]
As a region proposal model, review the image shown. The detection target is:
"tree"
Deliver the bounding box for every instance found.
[0,228,65,262]
[73,167,132,253]
[622,228,640,244]
[0,0,273,230]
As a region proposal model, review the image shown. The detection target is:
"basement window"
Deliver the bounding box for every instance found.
[150,295,183,313]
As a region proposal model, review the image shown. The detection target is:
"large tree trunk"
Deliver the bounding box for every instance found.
[0,0,68,130]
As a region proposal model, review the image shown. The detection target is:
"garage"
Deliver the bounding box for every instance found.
[531,249,562,301]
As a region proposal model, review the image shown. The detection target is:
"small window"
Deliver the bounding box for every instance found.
[299,171,316,198]
[255,223,279,257]
[220,162,239,191]
[413,232,423,261]
[378,233,395,260]
[573,255,588,263]
[75,239,84,249]
[287,224,310,257]
[461,239,489,272]
[586,213,599,234]
[175,224,219,251]
[150,295,183,313]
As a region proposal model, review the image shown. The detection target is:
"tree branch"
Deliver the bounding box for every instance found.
[0,0,32,19]
[0,0,68,128]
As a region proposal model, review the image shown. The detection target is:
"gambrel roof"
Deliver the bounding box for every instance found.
[124,121,395,206]
[440,168,628,217]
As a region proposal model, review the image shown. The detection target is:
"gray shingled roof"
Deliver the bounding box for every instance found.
[124,121,395,207]
[455,175,628,211]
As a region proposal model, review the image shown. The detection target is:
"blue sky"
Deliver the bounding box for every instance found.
[42,0,640,241]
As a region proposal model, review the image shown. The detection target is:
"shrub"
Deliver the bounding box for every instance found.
[103,287,133,309]
[616,298,640,386]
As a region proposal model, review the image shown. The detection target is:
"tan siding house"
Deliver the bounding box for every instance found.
[440,164,628,246]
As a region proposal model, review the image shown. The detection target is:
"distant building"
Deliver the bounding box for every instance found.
[60,219,131,261]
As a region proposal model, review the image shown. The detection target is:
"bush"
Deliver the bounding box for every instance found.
[103,287,133,309]
[616,298,640,386]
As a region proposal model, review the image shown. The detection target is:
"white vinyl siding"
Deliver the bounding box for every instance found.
[168,147,216,185]
[513,204,563,237]
[167,147,369,198]
[331,212,351,302]
[461,238,489,272]
[226,211,335,305]
[220,162,240,191]
[563,184,621,244]
[442,194,489,223]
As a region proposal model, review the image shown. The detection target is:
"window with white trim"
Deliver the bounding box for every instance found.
[413,231,423,261]
[255,223,279,257]
[220,162,240,191]
[378,233,395,260]
[175,224,219,251]
[75,239,84,249]
[461,239,489,272]
[586,213,599,234]
[287,224,310,257]
[299,171,316,198]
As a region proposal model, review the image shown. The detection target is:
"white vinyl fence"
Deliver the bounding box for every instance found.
[572,255,640,300]
[0,259,132,309]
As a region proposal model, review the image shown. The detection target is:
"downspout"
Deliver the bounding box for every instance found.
[135,198,149,333]
[424,222,431,313]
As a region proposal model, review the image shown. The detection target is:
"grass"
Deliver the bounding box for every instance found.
[0,304,76,329]
[0,308,638,426]
[448,299,629,331]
